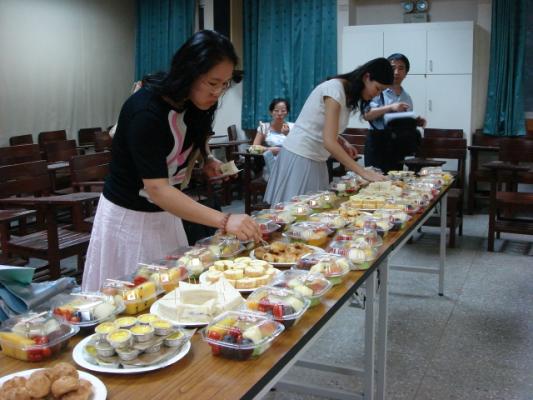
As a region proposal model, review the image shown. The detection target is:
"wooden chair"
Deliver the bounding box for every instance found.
[414,137,467,247]
[487,138,533,251]
[466,132,502,214]
[0,160,95,281]
[235,151,269,215]
[328,129,368,179]
[9,134,34,146]
[78,127,101,147]
[0,144,42,167]
[38,130,67,151]
[44,139,78,163]
[94,131,112,152]
[423,128,464,138]
[70,151,110,192]
[526,119,533,134]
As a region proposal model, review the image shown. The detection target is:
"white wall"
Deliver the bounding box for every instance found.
[0,0,136,146]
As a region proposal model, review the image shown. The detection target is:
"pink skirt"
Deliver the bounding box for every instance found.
[81,195,188,291]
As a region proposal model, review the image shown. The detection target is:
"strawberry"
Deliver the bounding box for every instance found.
[207,330,222,355]
[272,304,285,319]
[133,275,148,286]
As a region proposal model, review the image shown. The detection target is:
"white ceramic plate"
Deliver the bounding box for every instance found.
[149,301,210,327]
[197,269,281,293]
[249,245,325,267]
[72,334,191,374]
[0,368,107,399]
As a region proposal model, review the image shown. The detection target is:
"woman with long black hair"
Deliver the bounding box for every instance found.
[82,30,261,291]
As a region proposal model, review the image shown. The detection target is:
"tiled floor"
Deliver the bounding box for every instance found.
[248,210,532,400]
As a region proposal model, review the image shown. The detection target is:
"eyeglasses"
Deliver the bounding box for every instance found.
[201,79,232,95]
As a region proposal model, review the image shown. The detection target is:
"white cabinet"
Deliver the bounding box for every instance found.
[342,21,476,136]
[426,27,473,74]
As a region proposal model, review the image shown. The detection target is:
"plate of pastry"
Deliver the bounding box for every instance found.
[0,363,107,399]
[250,241,324,267]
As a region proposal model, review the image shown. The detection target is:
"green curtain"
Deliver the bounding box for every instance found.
[135,0,196,80]
[483,0,526,136]
[242,0,337,130]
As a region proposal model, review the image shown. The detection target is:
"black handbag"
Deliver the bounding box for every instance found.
[386,117,421,158]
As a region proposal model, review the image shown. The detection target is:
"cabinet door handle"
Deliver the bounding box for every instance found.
[428,99,433,112]
[429,60,433,72]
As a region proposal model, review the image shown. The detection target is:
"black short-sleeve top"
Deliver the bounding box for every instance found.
[103,87,196,212]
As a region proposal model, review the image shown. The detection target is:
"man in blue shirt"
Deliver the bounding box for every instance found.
[363,53,426,173]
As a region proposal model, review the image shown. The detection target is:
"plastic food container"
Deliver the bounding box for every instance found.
[258,221,281,241]
[0,312,79,361]
[326,240,377,270]
[307,192,337,209]
[373,210,410,231]
[196,234,245,258]
[133,263,188,293]
[51,291,124,327]
[284,222,333,247]
[253,209,296,228]
[334,228,383,248]
[271,270,332,307]
[308,212,347,230]
[295,253,351,285]
[163,246,217,279]
[202,311,284,360]
[245,286,310,328]
[101,279,159,315]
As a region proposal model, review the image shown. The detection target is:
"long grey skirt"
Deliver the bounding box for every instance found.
[263,148,329,205]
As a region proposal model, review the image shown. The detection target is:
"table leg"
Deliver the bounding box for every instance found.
[376,257,390,400]
[439,193,447,296]
[364,270,377,400]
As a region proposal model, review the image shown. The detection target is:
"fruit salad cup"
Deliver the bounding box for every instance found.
[133,263,188,293]
[326,240,377,270]
[101,278,159,315]
[246,287,310,328]
[334,227,383,248]
[164,246,217,279]
[51,291,125,328]
[284,221,334,247]
[271,270,332,307]
[295,253,351,285]
[202,311,284,360]
[308,212,347,230]
[196,234,245,258]
[0,312,79,361]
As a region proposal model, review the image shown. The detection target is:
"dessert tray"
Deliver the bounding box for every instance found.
[249,242,324,267]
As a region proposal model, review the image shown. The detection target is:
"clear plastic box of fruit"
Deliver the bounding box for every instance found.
[245,286,310,328]
[164,246,217,278]
[295,253,351,285]
[373,209,410,231]
[352,214,394,236]
[326,240,377,270]
[308,211,347,230]
[196,234,245,258]
[330,177,361,196]
[132,263,189,293]
[308,191,338,209]
[101,278,159,315]
[271,270,332,307]
[0,311,79,361]
[334,227,383,248]
[201,311,284,360]
[253,209,296,228]
[51,291,125,327]
[257,220,282,241]
[284,221,334,247]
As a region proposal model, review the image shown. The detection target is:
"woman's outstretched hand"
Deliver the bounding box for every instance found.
[225,214,262,242]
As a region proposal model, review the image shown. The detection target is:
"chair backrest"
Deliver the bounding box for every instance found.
[471,132,501,147]
[341,130,368,154]
[417,137,467,188]
[9,134,34,146]
[227,124,238,141]
[70,151,111,190]
[44,139,78,163]
[343,128,370,136]
[499,138,533,164]
[38,130,67,150]
[94,131,112,152]
[0,160,51,198]
[78,127,102,146]
[423,128,463,138]
[526,118,533,134]
[0,144,42,167]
